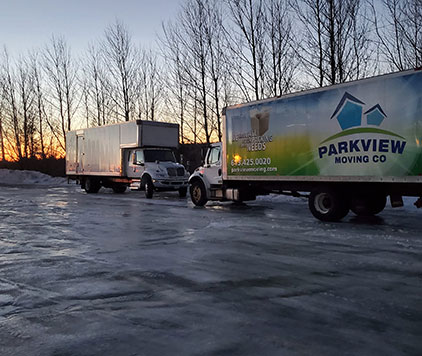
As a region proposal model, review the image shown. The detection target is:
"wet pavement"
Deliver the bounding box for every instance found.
[0,184,421,355]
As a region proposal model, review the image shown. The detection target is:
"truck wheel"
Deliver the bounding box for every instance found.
[350,194,386,216]
[178,187,187,198]
[144,176,154,199]
[308,189,349,222]
[190,180,207,206]
[112,185,127,194]
[85,178,101,194]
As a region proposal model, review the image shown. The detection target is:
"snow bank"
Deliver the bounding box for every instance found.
[0,169,67,186]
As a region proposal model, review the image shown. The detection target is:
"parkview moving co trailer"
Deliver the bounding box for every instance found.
[188,69,422,221]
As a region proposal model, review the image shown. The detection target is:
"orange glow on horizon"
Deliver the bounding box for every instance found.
[1,142,64,162]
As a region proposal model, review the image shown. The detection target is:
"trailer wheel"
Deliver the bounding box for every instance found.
[308,189,349,222]
[112,185,127,194]
[144,176,154,199]
[190,180,207,206]
[178,187,187,198]
[85,177,101,194]
[350,193,386,216]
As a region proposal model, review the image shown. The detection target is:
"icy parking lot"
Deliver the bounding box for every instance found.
[0,170,421,356]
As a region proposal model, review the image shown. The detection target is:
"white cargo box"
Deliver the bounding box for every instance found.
[66,120,179,176]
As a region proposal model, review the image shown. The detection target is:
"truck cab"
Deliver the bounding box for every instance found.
[127,147,189,198]
[189,142,258,206]
[189,143,223,205]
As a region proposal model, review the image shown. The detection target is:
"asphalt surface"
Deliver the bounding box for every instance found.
[0,184,421,356]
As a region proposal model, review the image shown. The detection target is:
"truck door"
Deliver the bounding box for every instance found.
[76,134,84,174]
[127,149,145,178]
[205,145,222,185]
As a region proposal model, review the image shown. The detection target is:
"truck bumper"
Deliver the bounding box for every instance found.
[152,178,188,190]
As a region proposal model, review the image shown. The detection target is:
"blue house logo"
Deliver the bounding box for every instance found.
[331,92,387,130]
[318,92,406,162]
[331,92,365,130]
[365,104,387,126]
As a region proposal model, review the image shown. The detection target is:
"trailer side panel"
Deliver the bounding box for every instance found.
[224,70,422,183]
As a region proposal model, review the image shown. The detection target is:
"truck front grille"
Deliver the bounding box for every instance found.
[167,167,185,176]
[167,168,176,176]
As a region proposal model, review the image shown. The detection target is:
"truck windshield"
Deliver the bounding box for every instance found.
[144,149,176,162]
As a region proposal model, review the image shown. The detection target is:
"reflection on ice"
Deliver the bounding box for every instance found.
[0,179,421,356]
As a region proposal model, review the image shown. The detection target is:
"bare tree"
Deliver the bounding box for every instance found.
[203,0,226,141]
[0,78,5,161]
[371,0,422,71]
[137,48,163,121]
[225,0,266,100]
[82,43,112,127]
[43,36,78,149]
[102,20,139,122]
[160,21,188,143]
[16,56,36,158]
[291,0,373,87]
[264,0,298,96]
[169,0,212,143]
[30,52,47,158]
[161,0,229,143]
[1,49,23,160]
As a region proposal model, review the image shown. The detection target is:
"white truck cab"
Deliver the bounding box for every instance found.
[189,143,224,205]
[127,147,189,198]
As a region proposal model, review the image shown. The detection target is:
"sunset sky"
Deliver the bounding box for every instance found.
[0,0,184,54]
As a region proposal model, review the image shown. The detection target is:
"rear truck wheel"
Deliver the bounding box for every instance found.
[178,187,187,198]
[112,185,127,194]
[308,188,349,222]
[144,176,154,199]
[84,177,101,194]
[190,180,208,206]
[350,193,386,216]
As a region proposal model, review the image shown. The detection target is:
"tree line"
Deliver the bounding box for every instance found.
[0,0,420,161]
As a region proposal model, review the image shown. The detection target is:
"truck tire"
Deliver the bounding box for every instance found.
[350,193,386,216]
[178,187,187,198]
[190,180,207,206]
[85,177,101,194]
[112,185,127,194]
[144,176,154,199]
[308,188,349,222]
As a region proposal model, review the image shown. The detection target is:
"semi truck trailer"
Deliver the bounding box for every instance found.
[66,120,189,198]
[189,69,422,221]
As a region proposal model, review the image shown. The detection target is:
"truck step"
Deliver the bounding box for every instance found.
[130,180,141,191]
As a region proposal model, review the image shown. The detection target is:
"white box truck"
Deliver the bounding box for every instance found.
[66,120,189,198]
[188,69,422,221]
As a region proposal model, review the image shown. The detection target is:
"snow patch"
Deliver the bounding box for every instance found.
[256,193,307,204]
[0,169,67,186]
